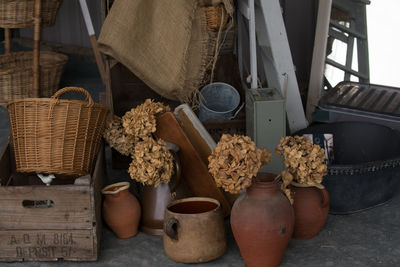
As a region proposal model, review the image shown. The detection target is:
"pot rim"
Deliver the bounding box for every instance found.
[253,172,279,186]
[166,197,221,215]
[290,181,325,189]
[101,181,130,195]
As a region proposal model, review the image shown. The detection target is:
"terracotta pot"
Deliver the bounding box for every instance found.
[102,182,141,238]
[163,197,226,263]
[290,181,330,239]
[230,173,294,267]
[140,142,191,235]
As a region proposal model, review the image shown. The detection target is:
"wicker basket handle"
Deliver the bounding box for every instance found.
[51,87,94,106]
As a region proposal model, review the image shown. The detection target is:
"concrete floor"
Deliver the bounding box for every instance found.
[0,57,399,266]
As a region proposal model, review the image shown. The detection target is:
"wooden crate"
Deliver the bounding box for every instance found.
[0,141,106,262]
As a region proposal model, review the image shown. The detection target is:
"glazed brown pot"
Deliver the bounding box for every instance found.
[163,197,226,263]
[290,181,330,239]
[230,173,294,267]
[102,182,141,238]
[140,181,190,235]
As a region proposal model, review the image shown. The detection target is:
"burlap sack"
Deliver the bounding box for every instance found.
[99,0,215,102]
[183,8,216,102]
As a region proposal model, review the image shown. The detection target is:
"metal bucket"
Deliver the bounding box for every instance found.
[295,121,400,214]
[199,82,242,121]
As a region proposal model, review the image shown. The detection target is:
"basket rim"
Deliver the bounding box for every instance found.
[7,97,109,110]
[0,0,63,28]
[0,50,68,60]
[0,51,68,75]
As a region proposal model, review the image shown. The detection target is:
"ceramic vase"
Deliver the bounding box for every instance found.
[230,173,294,267]
[102,182,141,238]
[289,181,330,239]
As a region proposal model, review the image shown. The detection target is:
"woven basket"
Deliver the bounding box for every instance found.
[204,4,228,31]
[7,87,109,176]
[0,51,68,102]
[0,0,63,28]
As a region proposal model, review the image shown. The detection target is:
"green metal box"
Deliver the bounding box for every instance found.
[246,88,285,174]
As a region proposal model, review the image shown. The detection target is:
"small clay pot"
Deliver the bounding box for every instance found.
[290,181,330,239]
[102,182,141,238]
[163,197,226,263]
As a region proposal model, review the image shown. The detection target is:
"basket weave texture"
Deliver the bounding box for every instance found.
[204,4,228,31]
[0,0,63,28]
[0,51,68,101]
[7,87,109,176]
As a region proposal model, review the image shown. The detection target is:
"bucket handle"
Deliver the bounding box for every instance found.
[164,217,180,240]
[229,101,244,120]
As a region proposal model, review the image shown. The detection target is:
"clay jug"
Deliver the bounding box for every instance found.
[289,181,330,239]
[140,141,191,235]
[163,197,226,263]
[230,173,294,267]
[102,182,141,238]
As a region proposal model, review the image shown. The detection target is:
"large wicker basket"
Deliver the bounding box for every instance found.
[7,87,109,176]
[0,51,68,102]
[0,0,63,28]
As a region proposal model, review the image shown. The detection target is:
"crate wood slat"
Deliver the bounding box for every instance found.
[91,138,105,256]
[0,183,92,230]
[0,230,94,261]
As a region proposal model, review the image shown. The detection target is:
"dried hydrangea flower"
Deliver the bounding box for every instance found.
[128,138,174,187]
[122,99,170,140]
[103,115,137,156]
[276,136,327,203]
[140,98,171,115]
[208,134,271,194]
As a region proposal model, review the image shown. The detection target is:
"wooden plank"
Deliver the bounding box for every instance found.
[329,20,366,40]
[325,59,368,80]
[306,0,332,122]
[254,0,309,132]
[0,230,95,261]
[155,112,231,216]
[353,2,369,83]
[0,184,92,230]
[177,109,213,166]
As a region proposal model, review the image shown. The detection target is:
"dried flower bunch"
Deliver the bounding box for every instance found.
[122,99,170,140]
[103,99,174,187]
[103,115,137,156]
[276,136,327,203]
[208,134,271,194]
[128,137,174,187]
